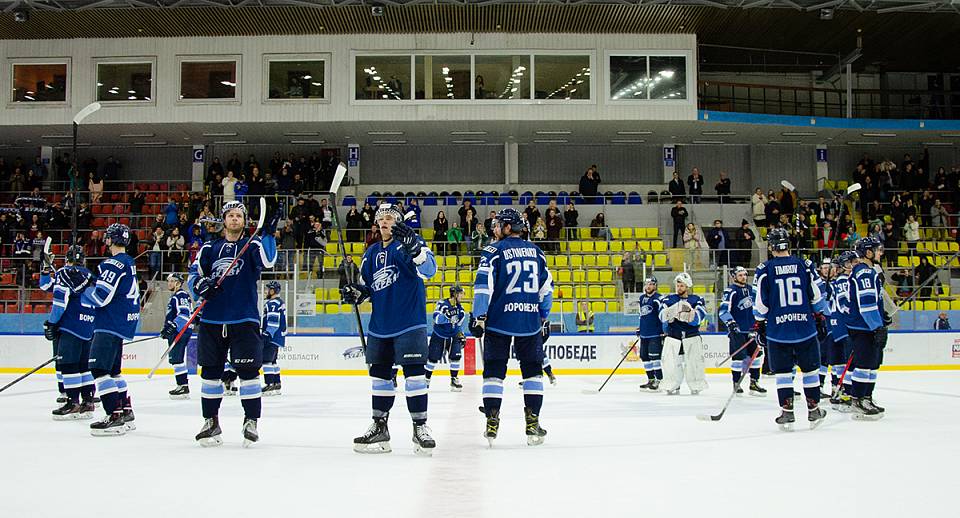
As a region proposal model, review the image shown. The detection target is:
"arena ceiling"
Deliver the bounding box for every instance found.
[1,2,959,72]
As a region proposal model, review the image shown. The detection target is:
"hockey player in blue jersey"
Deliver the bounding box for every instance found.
[752,228,828,431]
[636,276,664,392]
[829,250,857,411]
[719,266,766,396]
[261,280,287,396]
[816,258,836,397]
[845,237,887,420]
[426,285,466,392]
[472,208,552,446]
[188,200,279,447]
[40,246,97,420]
[342,203,438,455]
[160,273,193,400]
[81,223,141,436]
[659,272,708,395]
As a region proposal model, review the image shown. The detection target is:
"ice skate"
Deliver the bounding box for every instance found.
[807,398,827,430]
[56,393,68,404]
[748,379,767,396]
[354,416,391,454]
[52,401,92,421]
[242,418,259,448]
[90,412,127,436]
[168,385,190,400]
[449,377,463,392]
[866,396,884,413]
[412,423,435,456]
[262,384,281,397]
[733,382,744,396]
[524,408,547,446]
[852,398,883,421]
[121,408,136,431]
[482,407,500,447]
[195,417,223,447]
[776,399,795,432]
[665,387,680,395]
[639,379,660,392]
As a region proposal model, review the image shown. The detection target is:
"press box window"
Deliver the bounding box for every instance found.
[180,60,237,100]
[12,63,67,103]
[268,60,325,100]
[97,62,152,102]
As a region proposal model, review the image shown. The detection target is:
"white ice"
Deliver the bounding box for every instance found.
[2,370,958,518]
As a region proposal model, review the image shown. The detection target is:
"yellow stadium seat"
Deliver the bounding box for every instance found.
[427,286,440,299]
[619,228,632,239]
[559,242,568,252]
[445,256,457,268]
[612,256,623,267]
[557,270,572,283]
[458,270,472,283]
[326,243,339,254]
[582,241,595,252]
[936,242,949,252]
[579,228,592,239]
[897,256,909,267]
[561,301,574,313]
[569,241,582,253]
[639,241,651,251]
[693,286,706,294]
[646,228,659,238]
[599,270,613,282]
[322,256,335,269]
[588,286,602,298]
[651,241,664,251]
[607,301,621,312]
[591,301,606,313]
[610,241,623,252]
[634,227,646,239]
[583,255,597,266]
[597,255,610,267]
[315,304,325,314]
[545,255,555,267]
[314,287,324,299]
[422,229,434,240]
[923,300,937,311]
[951,242,960,252]
[552,300,563,313]
[329,230,340,241]
[573,270,585,282]
[942,286,950,296]
[655,255,667,267]
[325,304,340,314]
[587,270,600,282]
[555,255,568,267]
[938,300,951,311]
[644,256,653,266]
[429,270,442,281]
[328,288,341,300]
[951,300,960,310]
[459,255,473,265]
[611,228,621,239]
[571,255,583,267]
[602,286,616,298]
[444,270,456,283]
[426,303,434,314]
[911,256,920,266]
[595,241,608,252]
[556,285,572,298]
[462,302,472,313]
[463,286,473,298]
[622,241,636,251]
[575,286,587,298]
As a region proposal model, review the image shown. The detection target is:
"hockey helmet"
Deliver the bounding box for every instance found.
[766,227,790,252]
[674,272,693,289]
[731,266,748,277]
[220,200,247,222]
[449,285,464,298]
[837,250,858,266]
[855,236,882,258]
[64,245,85,265]
[494,208,524,234]
[265,280,281,293]
[375,203,403,222]
[104,222,131,247]
[644,276,658,286]
[167,273,185,285]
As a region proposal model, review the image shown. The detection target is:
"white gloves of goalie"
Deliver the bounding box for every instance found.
[666,300,695,323]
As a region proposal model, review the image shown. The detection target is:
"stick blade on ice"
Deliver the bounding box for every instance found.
[696,413,722,422]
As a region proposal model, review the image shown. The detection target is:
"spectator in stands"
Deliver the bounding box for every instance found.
[207,156,224,184]
[818,220,836,250]
[472,221,489,257]
[30,156,47,189]
[433,211,449,255]
[545,208,563,253]
[319,198,334,232]
[683,222,708,268]
[345,207,365,242]
[590,212,610,240]
[778,185,795,217]
[934,312,951,330]
[563,202,578,241]
[248,167,265,201]
[27,214,42,239]
[706,219,728,268]
[670,200,688,248]
[519,213,530,240]
[531,217,547,244]
[361,201,376,229]
[365,224,381,248]
[405,199,422,229]
[13,231,30,258]
[337,255,360,289]
[88,172,103,205]
[523,199,540,229]
[620,252,635,293]
[0,213,12,245]
[920,190,935,228]
[458,199,476,231]
[244,154,259,177]
[289,197,310,248]
[275,227,295,277]
[148,226,166,278]
[10,167,25,193]
[222,171,238,203]
[101,156,120,182]
[305,221,327,279]
[579,167,601,204]
[165,228,185,273]
[576,301,595,333]
[275,167,291,194]
[764,191,781,226]
[882,220,899,268]
[227,154,242,175]
[31,230,46,272]
[931,198,950,240]
[483,210,497,236]
[734,219,755,267]
[905,214,920,254]
[714,171,731,204]
[164,196,179,227]
[793,212,811,254]
[130,189,145,216]
[462,211,477,248]
[76,202,91,231]
[687,167,704,204]
[234,174,249,205]
[915,256,938,299]
[668,171,685,203]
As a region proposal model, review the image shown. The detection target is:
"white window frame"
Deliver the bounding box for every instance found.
[604,50,695,105]
[7,57,72,108]
[530,51,595,105]
[176,54,242,105]
[262,53,331,104]
[351,51,415,103]
[93,56,157,106]
[412,52,473,102]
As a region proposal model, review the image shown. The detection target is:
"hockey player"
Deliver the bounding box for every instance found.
[160,273,193,400]
[636,276,664,392]
[472,208,552,447]
[845,237,887,420]
[426,285,466,392]
[40,246,97,420]
[659,272,707,395]
[343,203,438,455]
[539,321,557,386]
[829,250,857,410]
[816,258,835,397]
[188,200,279,447]
[261,280,287,396]
[718,266,766,396]
[82,223,140,436]
[752,228,828,431]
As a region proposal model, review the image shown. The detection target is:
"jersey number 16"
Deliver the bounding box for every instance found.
[775,277,803,307]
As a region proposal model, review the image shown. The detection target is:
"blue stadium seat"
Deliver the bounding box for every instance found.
[498,193,513,205]
[385,195,398,204]
[479,194,495,205]
[611,192,626,205]
[365,195,378,207]
[519,191,534,206]
[422,196,438,206]
[628,191,643,204]
[536,191,550,205]
[445,196,458,206]
[342,195,357,207]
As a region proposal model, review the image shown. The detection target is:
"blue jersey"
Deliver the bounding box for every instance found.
[359,237,437,338]
[718,283,755,331]
[432,298,466,339]
[261,297,287,347]
[752,255,826,344]
[82,253,140,340]
[636,292,663,339]
[829,274,851,341]
[846,263,883,332]
[659,293,706,338]
[473,236,553,337]
[187,234,277,325]
[165,289,193,334]
[41,267,95,341]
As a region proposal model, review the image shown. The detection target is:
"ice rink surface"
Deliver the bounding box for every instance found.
[2,370,958,518]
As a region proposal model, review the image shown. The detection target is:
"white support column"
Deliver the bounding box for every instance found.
[505,142,519,187]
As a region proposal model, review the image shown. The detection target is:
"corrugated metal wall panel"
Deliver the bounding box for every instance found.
[517,144,662,185]
[749,144,817,194]
[363,144,504,184]
[675,144,750,191]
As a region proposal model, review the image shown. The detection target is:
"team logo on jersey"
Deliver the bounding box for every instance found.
[211,257,243,278]
[639,305,653,316]
[376,250,388,268]
[737,297,753,311]
[370,265,399,291]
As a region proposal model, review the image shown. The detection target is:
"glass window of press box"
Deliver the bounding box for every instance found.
[414,55,470,100]
[268,60,325,100]
[356,55,412,100]
[534,55,590,100]
[179,60,238,100]
[11,63,68,103]
[475,55,530,100]
[608,55,687,100]
[97,62,153,102]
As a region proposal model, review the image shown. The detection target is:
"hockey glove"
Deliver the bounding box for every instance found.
[815,313,828,341]
[882,311,893,328]
[874,327,889,349]
[725,320,740,337]
[340,283,370,305]
[194,276,222,301]
[540,319,551,344]
[57,268,93,294]
[455,331,466,348]
[263,207,283,237]
[160,321,178,341]
[753,320,767,348]
[392,222,427,263]
[43,321,60,342]
[469,315,486,338]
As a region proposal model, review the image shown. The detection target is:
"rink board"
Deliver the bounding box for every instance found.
[2,332,959,375]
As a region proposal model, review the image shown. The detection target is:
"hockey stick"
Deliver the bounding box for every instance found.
[714,336,756,367]
[0,357,57,394]
[124,335,163,347]
[830,351,855,401]
[147,197,268,379]
[696,342,764,422]
[582,338,639,395]
[328,163,367,352]
[41,236,54,270]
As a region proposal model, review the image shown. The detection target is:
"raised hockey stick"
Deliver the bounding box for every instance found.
[582,338,639,395]
[714,336,756,367]
[328,162,367,352]
[697,343,764,422]
[0,357,57,394]
[147,197,268,379]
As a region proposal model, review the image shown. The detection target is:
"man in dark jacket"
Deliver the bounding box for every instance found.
[670,201,688,248]
[706,219,728,267]
[687,167,704,204]
[579,167,601,204]
[337,255,360,289]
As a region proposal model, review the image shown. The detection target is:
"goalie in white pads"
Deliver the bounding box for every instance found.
[658,272,708,395]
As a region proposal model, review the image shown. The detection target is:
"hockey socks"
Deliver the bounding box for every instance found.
[521,376,544,415]
[482,378,504,414]
[95,375,121,414]
[173,362,189,386]
[200,378,225,418]
[402,364,429,425]
[262,363,281,385]
[239,378,262,419]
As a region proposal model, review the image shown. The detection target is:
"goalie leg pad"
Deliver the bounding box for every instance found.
[682,335,708,392]
[661,337,683,393]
